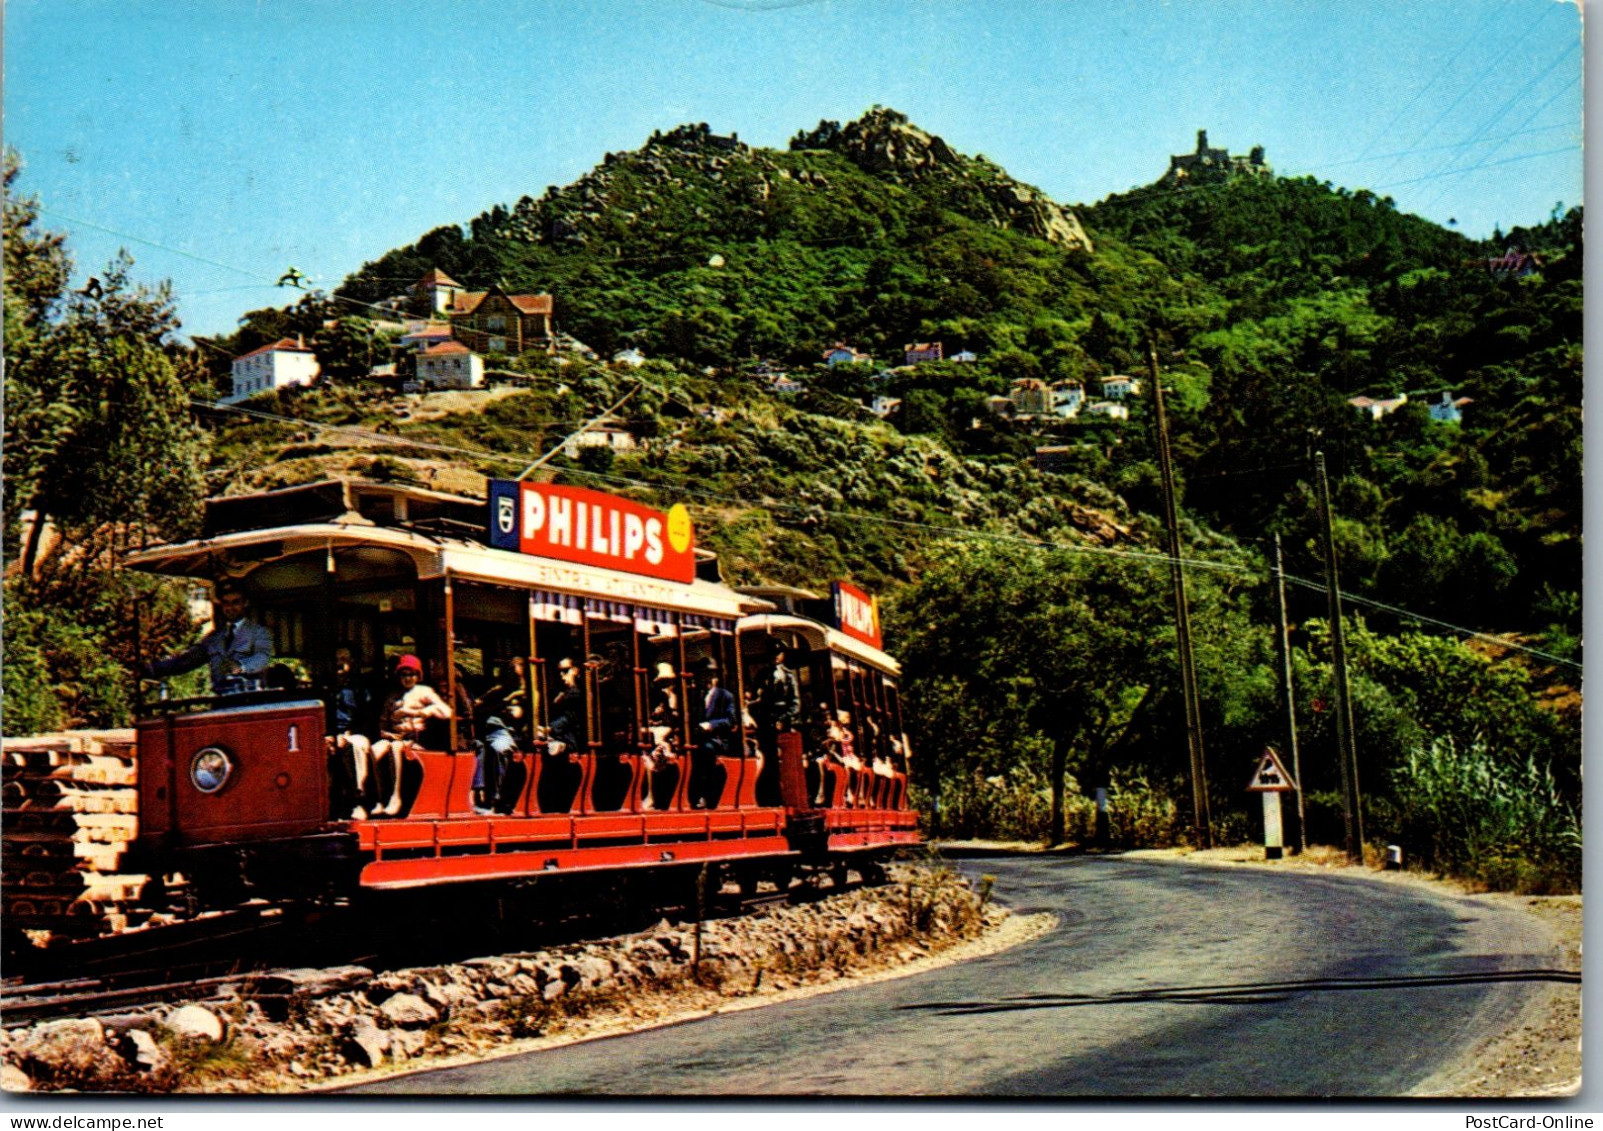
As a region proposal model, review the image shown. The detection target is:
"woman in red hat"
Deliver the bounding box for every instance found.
[370,654,451,817]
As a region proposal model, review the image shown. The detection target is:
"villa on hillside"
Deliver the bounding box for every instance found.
[1010,378,1053,416]
[226,337,321,404]
[1084,400,1129,421]
[904,342,943,365]
[414,269,466,315]
[448,283,555,356]
[562,426,638,459]
[1101,374,1141,400]
[417,341,484,389]
[1052,381,1085,417]
[823,343,871,366]
[1349,393,1408,420]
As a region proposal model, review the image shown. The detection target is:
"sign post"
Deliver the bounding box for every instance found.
[1246,747,1298,860]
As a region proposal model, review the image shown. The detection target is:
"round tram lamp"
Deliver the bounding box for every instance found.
[190,747,235,795]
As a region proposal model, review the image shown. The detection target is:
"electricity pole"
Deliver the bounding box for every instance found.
[1148,341,1212,848]
[1313,452,1364,861]
[1271,533,1306,854]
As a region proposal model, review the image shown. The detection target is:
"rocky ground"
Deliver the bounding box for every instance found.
[2,862,1031,1094]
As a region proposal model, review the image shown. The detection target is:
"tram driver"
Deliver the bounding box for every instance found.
[143,580,273,695]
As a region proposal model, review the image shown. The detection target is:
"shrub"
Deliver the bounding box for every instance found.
[1390,736,1580,893]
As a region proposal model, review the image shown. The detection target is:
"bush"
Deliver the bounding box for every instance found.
[1390,736,1580,893]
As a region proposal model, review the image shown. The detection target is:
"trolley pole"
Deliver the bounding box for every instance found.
[1271,534,1306,854]
[1148,341,1212,849]
[1313,453,1365,862]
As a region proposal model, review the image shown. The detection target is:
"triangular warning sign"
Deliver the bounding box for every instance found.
[1246,748,1297,792]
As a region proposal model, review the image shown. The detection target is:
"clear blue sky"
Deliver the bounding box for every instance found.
[5,0,1585,341]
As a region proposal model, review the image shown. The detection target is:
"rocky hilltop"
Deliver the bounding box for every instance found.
[790,107,1091,251]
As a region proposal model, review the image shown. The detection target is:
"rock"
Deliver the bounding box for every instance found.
[342,1017,388,1068]
[2,1063,33,1092]
[378,993,439,1029]
[166,1005,225,1043]
[118,1029,167,1074]
[253,966,374,999]
[541,979,567,1002]
[390,1030,427,1059]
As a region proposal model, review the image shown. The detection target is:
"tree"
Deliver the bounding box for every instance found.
[891,540,1167,843]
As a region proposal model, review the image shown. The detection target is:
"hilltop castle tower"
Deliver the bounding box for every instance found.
[1159,130,1272,185]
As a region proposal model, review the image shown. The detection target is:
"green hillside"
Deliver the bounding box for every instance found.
[4,113,1581,885]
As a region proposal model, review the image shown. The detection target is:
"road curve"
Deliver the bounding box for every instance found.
[345,855,1568,1097]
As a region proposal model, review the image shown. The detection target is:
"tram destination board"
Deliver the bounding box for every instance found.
[488,480,696,584]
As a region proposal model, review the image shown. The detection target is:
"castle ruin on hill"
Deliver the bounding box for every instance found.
[1159,130,1272,185]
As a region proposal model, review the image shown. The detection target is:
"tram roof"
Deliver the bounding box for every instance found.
[128,479,771,620]
[739,613,901,678]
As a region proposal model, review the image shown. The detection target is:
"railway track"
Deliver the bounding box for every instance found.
[1,870,871,1027]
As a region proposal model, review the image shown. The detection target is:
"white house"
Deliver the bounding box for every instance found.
[1085,400,1129,421]
[771,374,805,395]
[823,343,871,366]
[950,350,978,364]
[1052,381,1085,418]
[417,341,484,389]
[562,426,638,459]
[227,337,320,404]
[414,268,465,314]
[612,348,646,368]
[1349,393,1408,420]
[869,394,902,417]
[1101,374,1141,400]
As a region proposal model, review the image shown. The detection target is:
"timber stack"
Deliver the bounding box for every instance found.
[2,731,151,940]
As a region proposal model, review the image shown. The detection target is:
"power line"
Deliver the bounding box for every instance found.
[190,395,1578,673]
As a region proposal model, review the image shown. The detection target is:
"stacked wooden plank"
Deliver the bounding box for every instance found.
[2,731,150,937]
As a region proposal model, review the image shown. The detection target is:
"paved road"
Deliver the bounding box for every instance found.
[348,855,1568,1097]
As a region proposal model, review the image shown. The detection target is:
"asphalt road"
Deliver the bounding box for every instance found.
[347,855,1567,1097]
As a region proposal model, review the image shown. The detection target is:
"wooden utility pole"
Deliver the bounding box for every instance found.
[1271,534,1306,854]
[1148,341,1212,848]
[1313,452,1364,861]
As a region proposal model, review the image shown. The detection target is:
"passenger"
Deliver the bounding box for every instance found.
[689,656,738,809]
[475,657,532,743]
[143,580,273,695]
[641,662,680,811]
[370,654,451,817]
[544,656,587,757]
[751,640,800,762]
[329,645,377,820]
[472,715,518,815]
[835,710,864,806]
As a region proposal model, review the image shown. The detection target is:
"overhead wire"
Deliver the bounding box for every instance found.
[191,396,1579,672]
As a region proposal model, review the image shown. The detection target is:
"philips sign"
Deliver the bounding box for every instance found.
[831,580,882,649]
[487,480,696,584]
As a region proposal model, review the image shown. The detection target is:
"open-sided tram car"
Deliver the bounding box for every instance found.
[121,478,919,906]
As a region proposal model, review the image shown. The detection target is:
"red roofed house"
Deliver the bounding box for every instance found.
[226,337,320,404]
[448,284,554,356]
[418,341,485,389]
[823,343,871,366]
[414,268,465,314]
[904,341,943,365]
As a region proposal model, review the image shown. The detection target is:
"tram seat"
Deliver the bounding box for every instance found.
[495,751,536,816]
[536,749,585,814]
[591,750,639,812]
[821,762,850,809]
[708,755,741,809]
[736,750,761,809]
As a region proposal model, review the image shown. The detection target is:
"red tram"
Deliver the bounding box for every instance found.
[122,478,919,906]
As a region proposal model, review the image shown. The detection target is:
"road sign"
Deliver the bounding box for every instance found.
[1246,747,1297,793]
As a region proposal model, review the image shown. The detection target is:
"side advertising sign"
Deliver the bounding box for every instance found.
[831,580,882,650]
[488,480,696,584]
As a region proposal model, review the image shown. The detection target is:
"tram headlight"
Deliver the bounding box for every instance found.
[190,746,234,794]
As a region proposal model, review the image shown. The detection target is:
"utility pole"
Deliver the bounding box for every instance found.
[1313,452,1364,861]
[1148,340,1212,848]
[1271,534,1306,854]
